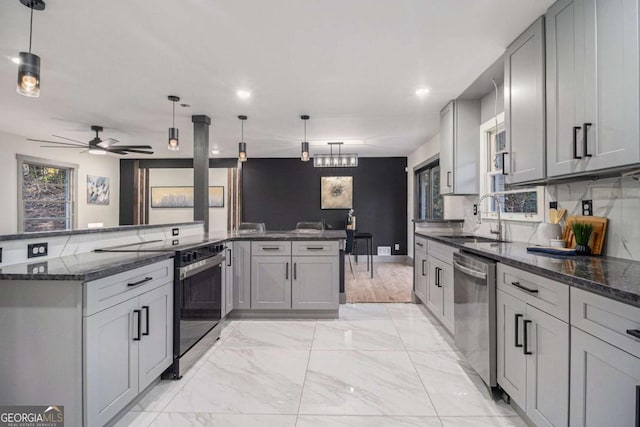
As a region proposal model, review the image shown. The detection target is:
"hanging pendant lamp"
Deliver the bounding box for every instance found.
[300,115,310,162]
[167,95,180,151]
[17,0,46,98]
[238,115,248,162]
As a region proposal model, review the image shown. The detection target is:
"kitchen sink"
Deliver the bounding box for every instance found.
[440,235,510,244]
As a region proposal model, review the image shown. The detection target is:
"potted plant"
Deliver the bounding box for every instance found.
[572,222,594,255]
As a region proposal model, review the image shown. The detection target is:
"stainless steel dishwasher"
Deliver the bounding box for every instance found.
[453,251,497,390]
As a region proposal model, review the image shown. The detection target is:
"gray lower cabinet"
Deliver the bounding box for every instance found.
[497,285,569,426]
[414,237,428,303]
[504,16,546,184]
[292,255,339,309]
[251,255,292,309]
[222,243,234,316]
[570,327,640,427]
[546,0,640,177]
[84,280,173,426]
[424,254,454,333]
[233,241,251,309]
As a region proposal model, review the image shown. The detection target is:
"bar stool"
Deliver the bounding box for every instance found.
[353,232,373,278]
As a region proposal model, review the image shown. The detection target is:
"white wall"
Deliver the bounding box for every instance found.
[148,168,228,232]
[0,130,120,235]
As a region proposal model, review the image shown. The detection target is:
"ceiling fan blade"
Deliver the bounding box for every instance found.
[40,146,84,149]
[28,139,88,147]
[119,149,154,155]
[107,150,129,155]
[52,135,88,144]
[109,145,153,150]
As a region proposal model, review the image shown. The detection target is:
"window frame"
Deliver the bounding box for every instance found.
[414,155,443,221]
[479,114,544,222]
[17,154,79,232]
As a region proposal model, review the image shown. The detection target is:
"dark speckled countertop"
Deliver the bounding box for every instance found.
[416,232,640,307]
[0,230,346,281]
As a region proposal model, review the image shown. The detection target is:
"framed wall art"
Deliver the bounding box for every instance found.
[321,176,353,209]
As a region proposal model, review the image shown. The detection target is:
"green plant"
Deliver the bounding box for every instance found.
[572,222,594,246]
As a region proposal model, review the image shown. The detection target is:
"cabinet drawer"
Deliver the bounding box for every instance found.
[571,287,640,357]
[251,241,292,256]
[414,235,428,255]
[497,263,569,322]
[292,241,339,256]
[84,259,173,317]
[427,239,457,264]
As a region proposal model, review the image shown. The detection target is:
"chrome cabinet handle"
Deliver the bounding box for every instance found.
[523,319,533,355]
[306,247,324,250]
[573,126,582,159]
[502,152,509,176]
[142,306,150,336]
[294,263,297,280]
[262,247,281,251]
[515,314,523,348]
[227,248,232,266]
[635,385,639,427]
[447,171,452,188]
[511,281,538,294]
[583,123,592,157]
[133,310,142,341]
[128,276,153,287]
[421,259,426,276]
[286,262,289,280]
[416,242,424,247]
[627,329,640,340]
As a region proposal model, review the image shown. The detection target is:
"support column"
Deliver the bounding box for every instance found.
[192,115,211,231]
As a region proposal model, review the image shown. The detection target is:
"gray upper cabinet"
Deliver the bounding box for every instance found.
[546,0,640,177]
[504,16,546,184]
[439,99,481,195]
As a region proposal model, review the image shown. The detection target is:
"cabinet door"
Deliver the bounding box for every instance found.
[440,261,454,334]
[138,283,173,391]
[292,256,339,310]
[570,327,640,427]
[223,244,233,316]
[505,16,546,184]
[582,0,640,171]
[496,289,527,408]
[440,101,455,195]
[251,255,291,309]
[414,252,428,303]
[425,256,443,317]
[84,298,139,427]
[525,305,569,427]
[546,0,586,177]
[233,241,251,309]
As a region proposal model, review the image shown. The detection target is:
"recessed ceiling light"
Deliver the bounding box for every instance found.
[415,87,430,96]
[211,150,220,155]
[237,90,251,99]
[11,57,20,64]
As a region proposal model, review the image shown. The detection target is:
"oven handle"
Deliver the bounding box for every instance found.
[179,253,225,280]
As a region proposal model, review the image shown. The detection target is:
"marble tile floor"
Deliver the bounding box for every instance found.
[117,303,525,427]
[346,262,413,303]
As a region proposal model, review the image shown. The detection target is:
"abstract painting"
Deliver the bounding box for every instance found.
[87,175,110,205]
[151,186,225,208]
[321,176,353,209]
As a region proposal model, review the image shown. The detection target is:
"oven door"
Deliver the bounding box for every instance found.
[177,254,223,357]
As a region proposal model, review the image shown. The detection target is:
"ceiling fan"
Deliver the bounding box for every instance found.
[27,125,154,155]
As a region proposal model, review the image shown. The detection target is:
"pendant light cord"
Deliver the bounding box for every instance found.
[241,120,244,142]
[29,5,34,53]
[172,100,175,127]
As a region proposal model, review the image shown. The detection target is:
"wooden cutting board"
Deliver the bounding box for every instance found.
[562,215,608,255]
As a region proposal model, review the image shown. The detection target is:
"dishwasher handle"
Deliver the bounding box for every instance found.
[453,260,487,280]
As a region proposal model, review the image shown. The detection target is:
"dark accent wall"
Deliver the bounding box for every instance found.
[242,158,408,255]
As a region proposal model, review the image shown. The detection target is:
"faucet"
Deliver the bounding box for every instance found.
[477,194,503,242]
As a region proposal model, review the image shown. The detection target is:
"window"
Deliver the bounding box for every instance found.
[17,155,78,232]
[415,159,443,220]
[479,113,544,222]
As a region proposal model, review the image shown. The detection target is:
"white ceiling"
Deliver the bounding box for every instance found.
[0,0,553,158]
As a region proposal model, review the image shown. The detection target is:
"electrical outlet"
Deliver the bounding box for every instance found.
[28,261,48,275]
[549,201,558,209]
[394,243,400,251]
[473,204,478,215]
[172,228,179,236]
[27,242,48,259]
[582,200,593,216]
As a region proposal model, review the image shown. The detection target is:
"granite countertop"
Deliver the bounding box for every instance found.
[0,230,346,281]
[416,232,640,307]
[412,219,465,223]
[0,252,174,282]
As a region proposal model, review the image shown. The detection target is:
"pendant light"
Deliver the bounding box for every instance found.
[167,95,180,151]
[238,115,248,162]
[17,0,46,98]
[300,115,310,162]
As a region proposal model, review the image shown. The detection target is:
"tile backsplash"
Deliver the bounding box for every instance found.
[462,176,640,261]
